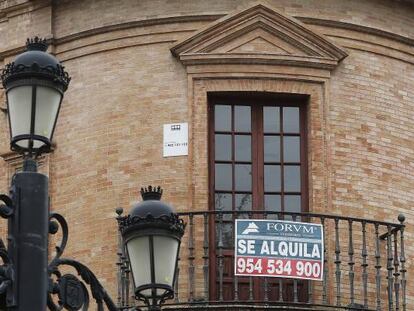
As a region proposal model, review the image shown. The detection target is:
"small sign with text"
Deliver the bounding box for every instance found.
[163,123,188,157]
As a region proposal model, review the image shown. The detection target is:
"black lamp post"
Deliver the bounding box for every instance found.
[119,186,186,311]
[0,37,70,311]
[0,38,185,311]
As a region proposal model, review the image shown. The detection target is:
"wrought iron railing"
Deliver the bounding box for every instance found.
[117,211,406,311]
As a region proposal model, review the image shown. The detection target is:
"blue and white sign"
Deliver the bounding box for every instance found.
[235,219,324,281]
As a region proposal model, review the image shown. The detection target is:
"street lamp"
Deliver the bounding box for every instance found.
[0,37,71,311]
[119,186,185,311]
[1,37,70,163]
[0,38,185,311]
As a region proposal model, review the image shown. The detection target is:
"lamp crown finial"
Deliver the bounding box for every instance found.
[26,37,48,52]
[140,186,163,201]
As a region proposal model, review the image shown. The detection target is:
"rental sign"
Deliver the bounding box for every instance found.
[235,219,324,281]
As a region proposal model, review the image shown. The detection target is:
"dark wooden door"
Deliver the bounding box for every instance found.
[208,94,309,302]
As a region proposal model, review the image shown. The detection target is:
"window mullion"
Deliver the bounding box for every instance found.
[280,106,285,216]
[254,104,264,213]
[249,104,255,213]
[231,105,235,218]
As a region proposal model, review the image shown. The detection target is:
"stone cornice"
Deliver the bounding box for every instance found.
[179,53,339,70]
[0,150,22,163]
[53,14,220,46]
[297,17,414,47]
[171,4,348,71]
[0,12,412,62]
[0,0,50,19]
[0,15,220,59]
[0,0,31,15]
[0,34,53,59]
[0,147,54,161]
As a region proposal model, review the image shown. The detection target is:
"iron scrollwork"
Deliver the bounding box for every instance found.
[0,198,128,311]
[0,194,13,219]
[48,212,119,311]
[0,239,13,309]
[0,194,14,308]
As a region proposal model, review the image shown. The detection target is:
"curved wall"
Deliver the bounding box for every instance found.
[0,0,413,304]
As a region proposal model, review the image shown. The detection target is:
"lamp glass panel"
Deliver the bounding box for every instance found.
[34,86,62,148]
[153,235,179,290]
[7,86,32,148]
[127,236,151,296]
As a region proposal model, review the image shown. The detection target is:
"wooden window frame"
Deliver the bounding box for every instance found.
[207,92,309,301]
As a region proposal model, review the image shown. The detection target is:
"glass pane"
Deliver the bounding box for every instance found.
[283,136,300,162]
[153,236,179,287]
[285,195,301,213]
[215,134,231,161]
[235,164,251,191]
[264,136,280,162]
[284,166,301,192]
[215,193,232,221]
[235,135,251,161]
[265,195,281,219]
[127,237,151,293]
[283,107,300,133]
[234,106,251,132]
[264,165,281,192]
[263,106,280,133]
[215,105,231,131]
[35,86,62,148]
[7,86,32,149]
[235,194,252,218]
[216,222,233,249]
[215,164,232,191]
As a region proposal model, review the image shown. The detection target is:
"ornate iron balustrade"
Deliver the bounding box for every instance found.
[117,211,406,311]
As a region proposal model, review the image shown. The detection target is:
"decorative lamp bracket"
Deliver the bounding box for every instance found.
[0,194,13,219]
[47,212,119,311]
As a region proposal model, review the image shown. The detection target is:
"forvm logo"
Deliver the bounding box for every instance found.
[242,222,259,234]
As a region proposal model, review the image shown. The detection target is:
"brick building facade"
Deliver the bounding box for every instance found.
[0,0,413,310]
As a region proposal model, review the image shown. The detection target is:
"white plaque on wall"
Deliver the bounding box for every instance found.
[163,123,188,157]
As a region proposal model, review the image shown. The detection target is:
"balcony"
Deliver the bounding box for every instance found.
[116,211,406,311]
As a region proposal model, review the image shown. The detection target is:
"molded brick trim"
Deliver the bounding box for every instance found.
[171,3,348,70]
